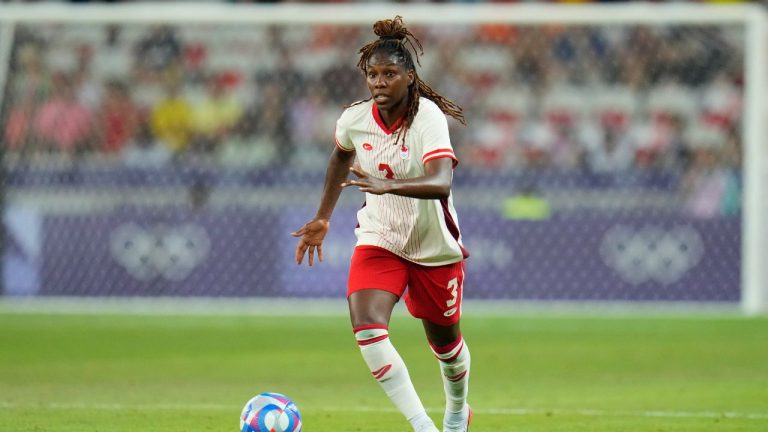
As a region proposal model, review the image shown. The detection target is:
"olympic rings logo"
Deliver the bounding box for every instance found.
[599,225,704,285]
[110,223,211,281]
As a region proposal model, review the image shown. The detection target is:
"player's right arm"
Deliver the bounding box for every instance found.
[291,146,356,266]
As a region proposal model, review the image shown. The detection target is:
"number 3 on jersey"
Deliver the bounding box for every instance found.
[378,163,394,179]
[444,277,460,317]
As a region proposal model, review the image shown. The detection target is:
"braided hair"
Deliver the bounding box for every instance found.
[355,16,466,145]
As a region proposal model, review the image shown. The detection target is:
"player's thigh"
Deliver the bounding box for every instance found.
[347,246,410,297]
[404,260,465,326]
[347,246,410,326]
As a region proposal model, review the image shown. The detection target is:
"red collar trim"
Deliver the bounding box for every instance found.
[372,103,404,135]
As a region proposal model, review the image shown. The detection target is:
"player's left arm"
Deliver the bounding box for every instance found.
[341,157,453,199]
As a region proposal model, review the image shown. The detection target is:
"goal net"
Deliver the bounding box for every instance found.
[0,3,765,312]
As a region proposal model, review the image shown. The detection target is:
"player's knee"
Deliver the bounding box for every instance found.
[353,324,389,347]
[349,305,391,329]
[348,289,398,328]
[423,320,462,347]
[350,316,388,329]
[429,333,467,363]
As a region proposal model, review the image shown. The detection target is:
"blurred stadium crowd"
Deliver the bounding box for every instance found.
[1,17,745,217]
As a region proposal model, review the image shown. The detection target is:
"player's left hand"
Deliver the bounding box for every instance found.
[291,218,330,267]
[341,164,390,195]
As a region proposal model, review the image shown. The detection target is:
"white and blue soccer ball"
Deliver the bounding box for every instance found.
[240,392,302,432]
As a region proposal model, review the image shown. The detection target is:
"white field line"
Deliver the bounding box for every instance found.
[0,297,743,319]
[0,401,766,421]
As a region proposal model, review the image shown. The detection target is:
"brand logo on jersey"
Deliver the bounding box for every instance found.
[362,143,373,151]
[399,145,409,159]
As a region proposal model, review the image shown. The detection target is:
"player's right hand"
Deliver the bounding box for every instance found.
[290,218,330,266]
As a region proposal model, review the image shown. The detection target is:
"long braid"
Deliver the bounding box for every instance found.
[355,16,466,144]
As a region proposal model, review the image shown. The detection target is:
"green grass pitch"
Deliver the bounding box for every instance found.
[1,309,767,431]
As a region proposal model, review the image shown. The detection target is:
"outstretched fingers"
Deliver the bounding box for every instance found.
[292,219,329,266]
[295,238,324,266]
[341,179,364,189]
[295,240,308,265]
[304,243,323,267]
[308,245,315,266]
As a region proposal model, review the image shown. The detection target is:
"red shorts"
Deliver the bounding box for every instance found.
[347,246,466,326]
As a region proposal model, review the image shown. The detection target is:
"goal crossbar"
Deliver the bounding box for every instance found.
[0,3,763,25]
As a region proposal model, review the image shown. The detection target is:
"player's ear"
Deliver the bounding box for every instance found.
[407,70,415,86]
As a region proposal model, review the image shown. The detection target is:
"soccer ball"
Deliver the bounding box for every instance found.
[240,392,302,432]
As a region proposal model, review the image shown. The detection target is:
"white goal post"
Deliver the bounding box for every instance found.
[0,2,765,314]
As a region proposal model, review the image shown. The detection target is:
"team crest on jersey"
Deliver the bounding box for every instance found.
[362,143,373,151]
[399,145,410,159]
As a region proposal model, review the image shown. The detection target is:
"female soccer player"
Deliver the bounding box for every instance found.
[292,16,471,432]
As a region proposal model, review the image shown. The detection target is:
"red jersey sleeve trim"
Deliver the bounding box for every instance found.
[423,148,458,168]
[335,137,355,153]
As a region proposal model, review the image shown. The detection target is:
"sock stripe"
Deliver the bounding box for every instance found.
[355,326,389,347]
[432,339,465,363]
[446,370,468,382]
[429,334,463,355]
[357,334,389,346]
[352,324,388,333]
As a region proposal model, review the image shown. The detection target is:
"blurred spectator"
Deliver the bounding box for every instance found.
[250,80,293,165]
[189,73,244,154]
[31,72,94,156]
[254,38,304,100]
[646,80,698,130]
[590,86,638,133]
[700,72,742,130]
[105,24,122,48]
[719,129,742,217]
[288,84,338,168]
[518,120,581,170]
[150,81,193,154]
[429,43,478,110]
[8,43,51,107]
[680,126,738,218]
[218,111,277,169]
[121,118,173,168]
[465,114,517,169]
[519,122,556,169]
[249,47,301,165]
[618,26,662,89]
[97,79,139,155]
[673,28,733,87]
[512,28,552,92]
[0,18,745,181]
[550,27,610,85]
[133,25,183,82]
[4,43,52,151]
[579,122,635,173]
[321,62,366,105]
[73,44,101,108]
[655,113,688,170]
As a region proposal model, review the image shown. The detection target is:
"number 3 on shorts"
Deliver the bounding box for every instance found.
[444,277,460,317]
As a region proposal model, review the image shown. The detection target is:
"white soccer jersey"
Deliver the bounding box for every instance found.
[334,97,469,266]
